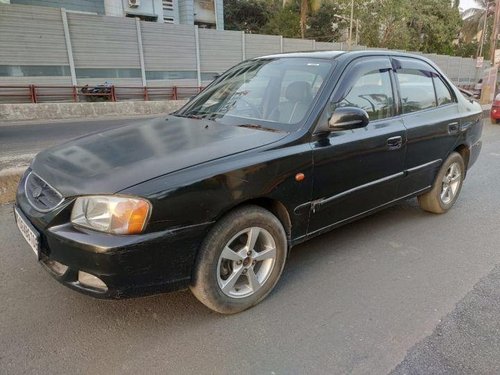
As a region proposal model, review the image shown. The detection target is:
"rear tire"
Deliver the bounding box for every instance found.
[190,205,287,314]
[417,152,465,214]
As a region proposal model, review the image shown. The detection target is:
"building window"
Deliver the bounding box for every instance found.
[162,0,174,12]
[162,0,174,23]
[125,13,158,22]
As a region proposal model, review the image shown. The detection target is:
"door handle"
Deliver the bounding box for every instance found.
[387,136,403,150]
[448,122,459,134]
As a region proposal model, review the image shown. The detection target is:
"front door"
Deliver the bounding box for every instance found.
[308,56,407,234]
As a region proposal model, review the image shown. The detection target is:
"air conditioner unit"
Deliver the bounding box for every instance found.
[128,0,140,8]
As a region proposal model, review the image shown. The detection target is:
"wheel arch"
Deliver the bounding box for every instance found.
[216,198,293,247]
[454,143,470,176]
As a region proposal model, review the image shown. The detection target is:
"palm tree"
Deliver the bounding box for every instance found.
[300,0,308,39]
[283,0,322,38]
[461,0,495,44]
[301,0,323,38]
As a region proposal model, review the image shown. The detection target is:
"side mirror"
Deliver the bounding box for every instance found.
[328,107,369,130]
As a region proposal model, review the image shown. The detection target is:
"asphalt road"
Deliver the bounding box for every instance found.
[0,115,157,170]
[1,122,500,374]
[392,264,500,375]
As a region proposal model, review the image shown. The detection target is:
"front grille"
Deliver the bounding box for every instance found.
[25,172,64,212]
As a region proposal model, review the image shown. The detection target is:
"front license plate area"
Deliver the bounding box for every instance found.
[15,207,40,259]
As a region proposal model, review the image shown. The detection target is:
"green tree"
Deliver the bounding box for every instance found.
[357,0,412,50]
[306,2,348,42]
[407,0,462,54]
[282,0,321,39]
[223,0,467,56]
[356,0,461,54]
[299,0,321,39]
[454,40,479,58]
[224,0,270,33]
[262,4,301,38]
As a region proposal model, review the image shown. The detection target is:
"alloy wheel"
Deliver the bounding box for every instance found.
[440,161,461,205]
[217,227,277,298]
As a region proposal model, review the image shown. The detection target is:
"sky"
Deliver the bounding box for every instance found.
[460,0,479,11]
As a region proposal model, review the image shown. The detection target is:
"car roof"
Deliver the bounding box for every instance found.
[256,50,429,61]
[256,51,346,59]
[255,50,442,75]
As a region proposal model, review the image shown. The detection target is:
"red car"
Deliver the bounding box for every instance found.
[491,94,500,123]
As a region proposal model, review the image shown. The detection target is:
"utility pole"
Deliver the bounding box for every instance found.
[348,0,354,50]
[356,18,360,46]
[478,8,488,57]
[490,0,500,64]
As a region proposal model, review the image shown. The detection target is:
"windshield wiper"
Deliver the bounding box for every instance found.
[237,124,284,133]
[176,111,228,120]
[175,113,205,119]
[202,111,230,120]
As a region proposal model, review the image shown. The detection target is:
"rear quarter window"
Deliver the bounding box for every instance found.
[433,76,454,106]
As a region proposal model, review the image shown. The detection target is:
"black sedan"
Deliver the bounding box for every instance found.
[14,51,483,313]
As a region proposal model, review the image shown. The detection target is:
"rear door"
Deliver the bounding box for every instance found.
[391,57,460,196]
[308,56,407,234]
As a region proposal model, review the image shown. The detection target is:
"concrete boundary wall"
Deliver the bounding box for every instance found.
[0,100,186,122]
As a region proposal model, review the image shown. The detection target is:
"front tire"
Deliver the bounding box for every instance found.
[190,205,287,314]
[417,152,465,214]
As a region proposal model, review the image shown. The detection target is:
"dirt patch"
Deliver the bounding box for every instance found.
[0,168,25,204]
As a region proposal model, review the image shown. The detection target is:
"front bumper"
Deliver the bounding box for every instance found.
[15,188,212,299]
[40,219,209,298]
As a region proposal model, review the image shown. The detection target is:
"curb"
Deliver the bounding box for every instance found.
[0,167,26,204]
[0,113,160,127]
[0,100,186,122]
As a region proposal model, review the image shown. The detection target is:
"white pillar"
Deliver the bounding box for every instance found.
[135,18,147,87]
[194,25,202,87]
[457,58,463,86]
[61,8,77,86]
[242,31,246,61]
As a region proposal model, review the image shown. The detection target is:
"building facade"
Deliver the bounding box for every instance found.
[6,0,224,29]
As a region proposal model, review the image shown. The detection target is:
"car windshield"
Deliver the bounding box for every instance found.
[175,58,333,130]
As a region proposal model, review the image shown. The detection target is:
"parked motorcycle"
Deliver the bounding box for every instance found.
[80,82,112,102]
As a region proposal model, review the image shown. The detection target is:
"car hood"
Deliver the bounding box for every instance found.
[31,116,287,197]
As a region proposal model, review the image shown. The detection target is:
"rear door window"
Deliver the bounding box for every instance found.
[397,69,436,114]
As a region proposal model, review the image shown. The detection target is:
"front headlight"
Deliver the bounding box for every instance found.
[71,196,151,235]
